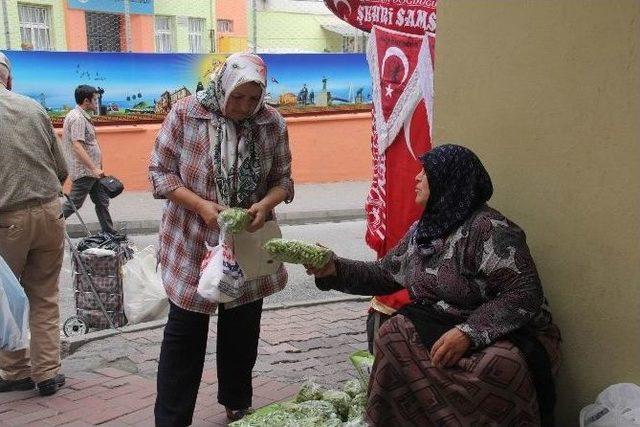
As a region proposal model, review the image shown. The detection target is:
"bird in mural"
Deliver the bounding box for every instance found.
[271,77,280,84]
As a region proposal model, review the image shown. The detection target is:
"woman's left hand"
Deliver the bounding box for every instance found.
[430,328,472,368]
[246,202,268,232]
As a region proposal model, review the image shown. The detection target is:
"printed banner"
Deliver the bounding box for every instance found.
[324,0,437,35]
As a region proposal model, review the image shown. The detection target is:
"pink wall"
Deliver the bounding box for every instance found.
[64,6,88,52]
[55,113,372,191]
[63,2,153,53]
[216,0,248,37]
[130,15,155,52]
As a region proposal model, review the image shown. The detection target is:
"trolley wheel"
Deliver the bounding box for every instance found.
[63,316,89,337]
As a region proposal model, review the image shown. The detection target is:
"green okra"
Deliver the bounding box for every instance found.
[263,239,332,269]
[217,208,252,233]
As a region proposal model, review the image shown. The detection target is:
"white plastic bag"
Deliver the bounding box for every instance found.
[0,255,29,351]
[197,231,244,303]
[581,383,640,427]
[122,246,169,324]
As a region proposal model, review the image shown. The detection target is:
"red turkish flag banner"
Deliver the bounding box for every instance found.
[365,25,433,256]
[376,29,422,121]
[325,1,437,315]
[368,26,432,153]
[324,0,436,35]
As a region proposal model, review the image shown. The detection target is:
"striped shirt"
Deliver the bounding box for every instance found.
[149,95,294,314]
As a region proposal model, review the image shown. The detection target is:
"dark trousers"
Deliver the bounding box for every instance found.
[154,299,263,427]
[62,176,115,234]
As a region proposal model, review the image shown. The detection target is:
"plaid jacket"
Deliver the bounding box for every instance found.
[149,96,294,314]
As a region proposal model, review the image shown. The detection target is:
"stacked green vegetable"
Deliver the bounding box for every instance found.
[350,351,375,389]
[218,208,252,233]
[263,239,332,269]
[229,379,368,426]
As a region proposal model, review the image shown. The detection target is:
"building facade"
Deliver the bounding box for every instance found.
[216,0,248,53]
[1,0,67,50]
[251,0,367,53]
[0,0,363,54]
[0,0,239,53]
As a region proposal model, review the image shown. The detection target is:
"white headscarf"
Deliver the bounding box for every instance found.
[197,53,268,206]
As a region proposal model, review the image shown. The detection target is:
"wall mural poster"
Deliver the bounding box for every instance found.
[0,50,372,126]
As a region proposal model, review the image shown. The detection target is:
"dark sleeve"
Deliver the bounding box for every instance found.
[457,216,544,348]
[315,228,412,296]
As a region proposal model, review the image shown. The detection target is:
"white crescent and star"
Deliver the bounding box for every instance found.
[380,46,416,157]
[381,46,410,84]
[403,113,416,159]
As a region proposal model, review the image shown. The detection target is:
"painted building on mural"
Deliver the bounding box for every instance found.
[251,0,367,53]
[0,0,249,54]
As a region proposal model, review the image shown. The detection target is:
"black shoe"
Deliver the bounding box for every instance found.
[226,407,254,422]
[0,377,35,392]
[37,374,65,397]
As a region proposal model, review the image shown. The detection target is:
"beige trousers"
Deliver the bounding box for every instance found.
[0,199,64,383]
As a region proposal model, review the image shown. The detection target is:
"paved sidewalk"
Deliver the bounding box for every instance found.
[64,181,371,236]
[1,300,370,426]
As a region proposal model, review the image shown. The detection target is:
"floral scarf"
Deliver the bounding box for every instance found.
[197,53,267,206]
[414,144,494,249]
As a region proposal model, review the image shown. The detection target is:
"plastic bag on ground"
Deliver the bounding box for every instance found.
[122,246,169,324]
[580,383,640,427]
[0,255,29,351]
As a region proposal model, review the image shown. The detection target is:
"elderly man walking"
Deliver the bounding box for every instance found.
[0,52,68,396]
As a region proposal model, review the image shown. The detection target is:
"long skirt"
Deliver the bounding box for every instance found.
[365,314,561,426]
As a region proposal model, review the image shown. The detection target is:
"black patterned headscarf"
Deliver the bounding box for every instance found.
[415,144,493,248]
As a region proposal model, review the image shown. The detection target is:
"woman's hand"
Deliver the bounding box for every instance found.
[304,244,337,278]
[246,202,268,232]
[305,259,337,278]
[196,199,226,227]
[430,327,472,368]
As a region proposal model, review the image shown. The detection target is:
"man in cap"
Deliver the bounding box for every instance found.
[0,52,68,396]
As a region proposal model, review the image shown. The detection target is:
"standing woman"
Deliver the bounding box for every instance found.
[150,53,294,426]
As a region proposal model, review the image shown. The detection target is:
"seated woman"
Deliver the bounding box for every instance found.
[306,144,561,426]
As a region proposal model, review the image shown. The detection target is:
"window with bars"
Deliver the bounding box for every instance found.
[86,12,122,52]
[188,18,205,53]
[18,4,52,50]
[217,19,233,33]
[155,16,174,53]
